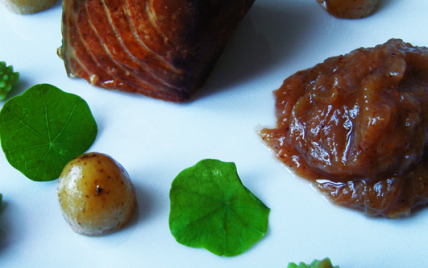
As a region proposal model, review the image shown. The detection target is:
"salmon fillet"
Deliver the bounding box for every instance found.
[58,0,255,102]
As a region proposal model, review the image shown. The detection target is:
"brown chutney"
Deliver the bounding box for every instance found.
[260,39,428,218]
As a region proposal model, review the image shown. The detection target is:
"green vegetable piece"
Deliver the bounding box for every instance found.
[0,84,97,181]
[0,61,19,101]
[287,258,340,268]
[169,159,270,257]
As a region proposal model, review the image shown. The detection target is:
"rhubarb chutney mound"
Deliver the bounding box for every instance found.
[260,39,428,218]
[58,0,255,102]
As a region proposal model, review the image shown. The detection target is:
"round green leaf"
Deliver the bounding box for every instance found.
[0,84,97,181]
[169,159,270,256]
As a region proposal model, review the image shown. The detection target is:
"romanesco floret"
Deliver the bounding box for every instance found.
[0,61,19,100]
[287,258,340,268]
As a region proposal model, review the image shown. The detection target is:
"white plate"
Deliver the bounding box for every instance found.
[1,0,427,267]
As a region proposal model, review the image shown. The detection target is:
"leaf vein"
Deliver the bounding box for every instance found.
[229,205,267,210]
[51,102,80,143]
[5,112,48,142]
[175,206,224,233]
[41,89,52,141]
[227,206,264,235]
[5,143,48,153]
[50,146,66,174]
[31,149,51,180]
[174,186,223,203]
[212,174,225,200]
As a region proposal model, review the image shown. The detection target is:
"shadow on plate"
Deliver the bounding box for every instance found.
[119,180,157,233]
[193,1,323,100]
[377,0,395,11]
[193,0,397,102]
[0,201,8,256]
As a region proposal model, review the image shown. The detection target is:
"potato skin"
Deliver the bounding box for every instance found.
[317,0,380,19]
[1,0,58,14]
[57,153,137,236]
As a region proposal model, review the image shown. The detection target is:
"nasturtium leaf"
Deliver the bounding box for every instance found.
[169,159,270,257]
[0,84,97,181]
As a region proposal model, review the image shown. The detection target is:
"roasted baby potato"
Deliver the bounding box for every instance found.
[317,0,380,19]
[57,153,137,236]
[1,0,57,14]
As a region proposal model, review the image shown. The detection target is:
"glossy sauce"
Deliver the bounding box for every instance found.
[260,39,428,218]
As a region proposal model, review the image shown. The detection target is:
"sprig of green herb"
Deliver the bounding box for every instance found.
[0,84,97,181]
[288,258,340,268]
[0,61,19,101]
[169,159,270,257]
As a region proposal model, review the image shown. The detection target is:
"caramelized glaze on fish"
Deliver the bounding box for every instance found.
[58,0,255,102]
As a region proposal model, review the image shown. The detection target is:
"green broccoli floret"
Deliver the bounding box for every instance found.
[0,61,19,101]
[288,258,340,268]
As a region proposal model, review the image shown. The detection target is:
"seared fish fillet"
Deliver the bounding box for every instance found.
[58,0,255,102]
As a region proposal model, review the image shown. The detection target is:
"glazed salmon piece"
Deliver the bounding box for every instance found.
[59,0,255,102]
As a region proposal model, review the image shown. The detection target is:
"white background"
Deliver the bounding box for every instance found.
[1,0,427,267]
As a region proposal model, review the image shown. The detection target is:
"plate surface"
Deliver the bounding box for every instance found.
[0,0,427,267]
